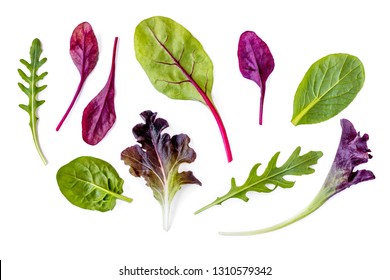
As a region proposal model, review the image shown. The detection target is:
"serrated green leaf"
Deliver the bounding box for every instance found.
[195,147,323,214]
[18,38,48,165]
[291,53,365,125]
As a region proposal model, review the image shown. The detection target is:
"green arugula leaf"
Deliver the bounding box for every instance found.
[291,53,365,125]
[195,147,322,214]
[56,156,132,212]
[18,38,48,165]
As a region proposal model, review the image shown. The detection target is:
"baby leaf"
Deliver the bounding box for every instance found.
[18,38,48,165]
[195,147,322,214]
[238,31,274,125]
[56,156,132,212]
[121,110,201,231]
[134,16,233,162]
[82,37,118,145]
[291,53,365,125]
[56,22,99,131]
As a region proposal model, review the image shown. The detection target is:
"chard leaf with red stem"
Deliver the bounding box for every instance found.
[56,22,99,131]
[121,110,201,231]
[134,16,233,162]
[82,37,118,145]
[238,31,274,125]
[18,38,48,165]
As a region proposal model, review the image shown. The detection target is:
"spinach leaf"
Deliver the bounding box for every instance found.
[121,111,201,230]
[56,156,132,211]
[238,31,274,125]
[18,38,48,165]
[134,16,233,162]
[195,147,322,214]
[291,53,365,125]
[82,37,118,145]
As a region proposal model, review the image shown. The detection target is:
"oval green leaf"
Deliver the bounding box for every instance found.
[56,156,132,212]
[291,53,365,125]
[134,16,213,103]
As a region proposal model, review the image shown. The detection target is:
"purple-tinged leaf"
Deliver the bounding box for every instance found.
[82,37,118,145]
[238,31,274,125]
[56,22,99,131]
[121,110,201,230]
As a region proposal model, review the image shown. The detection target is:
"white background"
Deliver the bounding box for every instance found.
[1,0,388,279]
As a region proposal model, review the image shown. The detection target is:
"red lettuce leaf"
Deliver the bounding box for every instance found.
[238,31,274,125]
[56,22,99,131]
[121,110,201,230]
[82,37,118,145]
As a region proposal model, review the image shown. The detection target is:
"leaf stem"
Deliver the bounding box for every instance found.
[56,75,86,131]
[259,85,265,125]
[31,127,47,165]
[219,188,330,236]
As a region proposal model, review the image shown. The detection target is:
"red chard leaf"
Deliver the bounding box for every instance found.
[238,31,274,125]
[121,110,201,231]
[56,22,99,131]
[82,37,118,145]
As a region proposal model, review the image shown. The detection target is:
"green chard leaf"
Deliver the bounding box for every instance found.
[134,16,233,162]
[56,156,132,212]
[18,38,48,165]
[291,53,365,125]
[195,147,322,214]
[121,110,201,231]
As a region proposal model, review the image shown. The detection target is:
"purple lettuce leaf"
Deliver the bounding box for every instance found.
[121,110,201,230]
[238,31,274,125]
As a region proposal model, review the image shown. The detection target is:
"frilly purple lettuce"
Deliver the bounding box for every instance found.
[221,119,375,236]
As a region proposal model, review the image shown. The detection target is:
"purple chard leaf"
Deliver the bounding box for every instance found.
[82,37,118,145]
[56,22,99,131]
[121,111,201,231]
[221,119,375,236]
[238,31,274,125]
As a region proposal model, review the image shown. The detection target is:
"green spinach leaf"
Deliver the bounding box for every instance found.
[291,53,365,125]
[56,156,132,211]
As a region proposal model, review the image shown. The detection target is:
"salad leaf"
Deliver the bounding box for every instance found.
[82,37,118,145]
[121,110,201,230]
[56,156,132,211]
[56,22,99,131]
[195,147,322,214]
[18,38,48,165]
[291,53,365,125]
[238,31,274,125]
[221,119,375,236]
[134,16,233,162]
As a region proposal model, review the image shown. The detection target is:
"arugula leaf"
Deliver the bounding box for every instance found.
[220,119,375,236]
[238,31,275,125]
[18,38,48,165]
[291,53,365,125]
[195,147,322,214]
[121,110,201,230]
[56,156,132,211]
[134,16,233,162]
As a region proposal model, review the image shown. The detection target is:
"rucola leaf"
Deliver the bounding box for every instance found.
[121,111,201,230]
[238,31,274,125]
[195,147,322,214]
[56,156,132,212]
[18,38,48,165]
[134,16,233,162]
[82,37,118,145]
[291,53,365,125]
[56,22,99,131]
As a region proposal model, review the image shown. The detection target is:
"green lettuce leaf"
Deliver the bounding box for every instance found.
[195,147,322,214]
[121,110,201,230]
